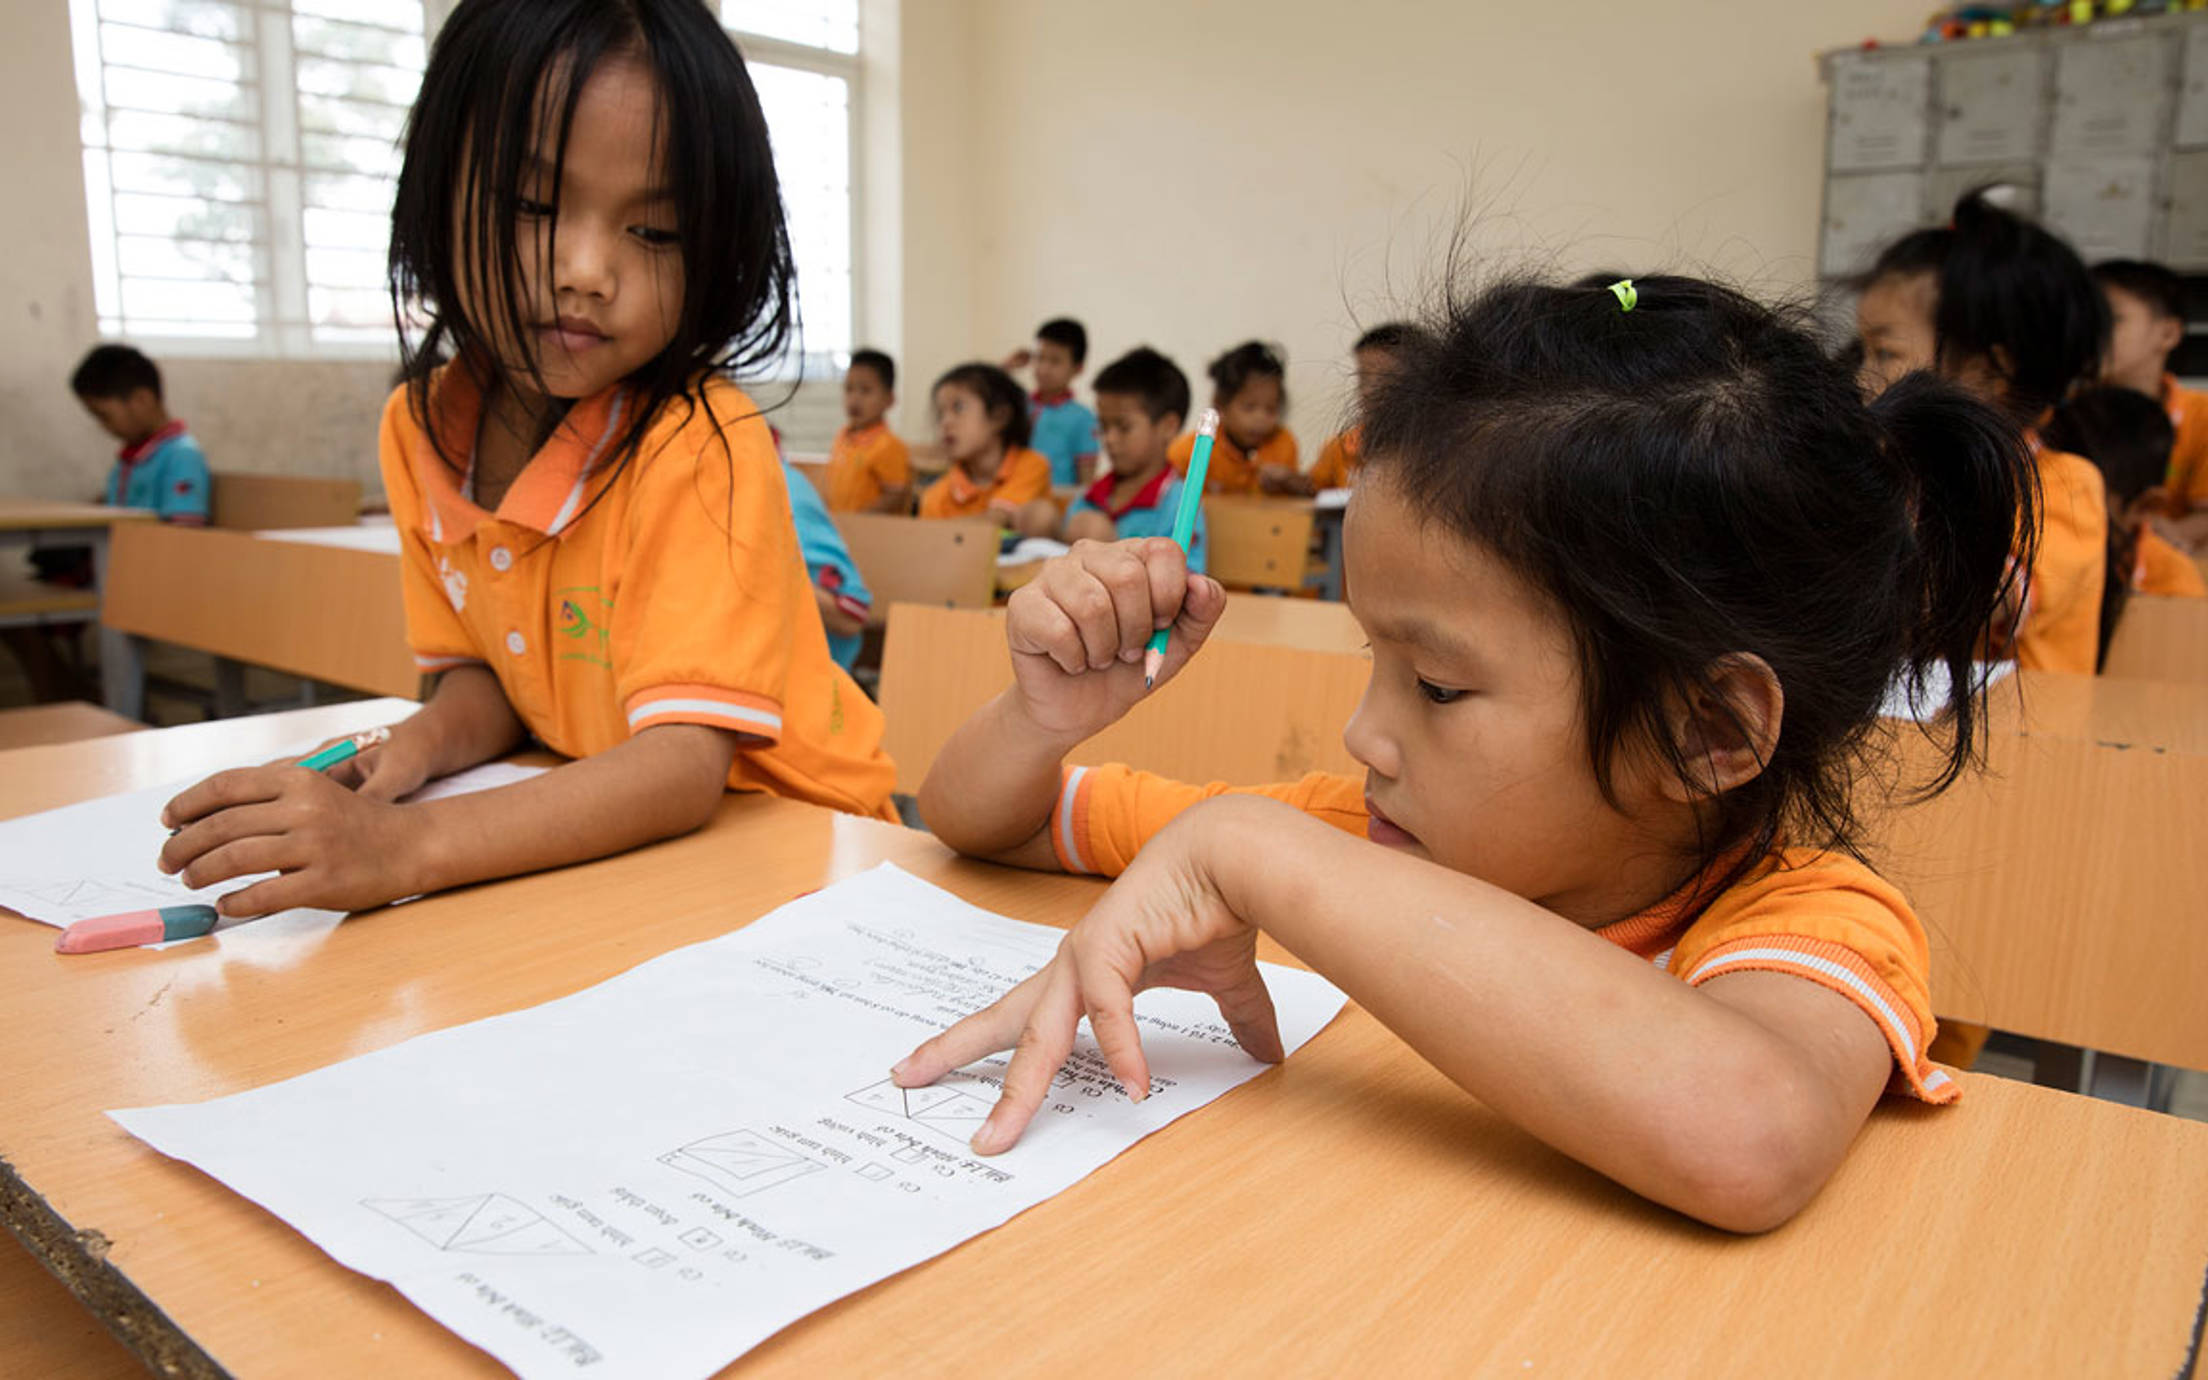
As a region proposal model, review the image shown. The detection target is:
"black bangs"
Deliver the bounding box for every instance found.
[388,0,796,476]
[1360,274,2032,890]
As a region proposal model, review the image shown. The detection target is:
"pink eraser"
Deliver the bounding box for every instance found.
[54,910,166,954]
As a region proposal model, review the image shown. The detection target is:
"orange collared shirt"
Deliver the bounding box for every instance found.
[1168,427,1299,496]
[823,421,912,512]
[917,445,1052,519]
[1049,763,1956,1105]
[1307,427,1362,491]
[2133,525,2208,598]
[380,369,896,820]
[2163,375,2208,507]
[2015,441,2109,675]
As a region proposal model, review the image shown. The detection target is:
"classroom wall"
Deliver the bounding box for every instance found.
[913,0,1933,447]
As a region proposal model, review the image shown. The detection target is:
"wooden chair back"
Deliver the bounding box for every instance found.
[878,603,1365,794]
[210,473,363,532]
[1204,498,1314,590]
[2102,594,2208,684]
[835,515,999,619]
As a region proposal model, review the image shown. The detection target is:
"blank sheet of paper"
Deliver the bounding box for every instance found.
[113,864,1350,1380]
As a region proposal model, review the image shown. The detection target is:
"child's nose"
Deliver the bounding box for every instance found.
[553,223,617,298]
[1341,685,1398,779]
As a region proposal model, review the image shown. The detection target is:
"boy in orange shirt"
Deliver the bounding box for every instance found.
[1168,341,1295,494]
[2046,387,2207,607]
[1303,322,1427,493]
[2095,260,2208,550]
[823,348,911,513]
[919,363,1053,520]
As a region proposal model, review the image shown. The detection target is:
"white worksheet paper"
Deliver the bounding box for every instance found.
[112,864,1349,1380]
[0,750,546,940]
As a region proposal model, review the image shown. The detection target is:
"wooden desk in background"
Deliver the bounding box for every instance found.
[99,523,416,709]
[0,499,156,718]
[2103,594,2208,684]
[3,707,2207,1377]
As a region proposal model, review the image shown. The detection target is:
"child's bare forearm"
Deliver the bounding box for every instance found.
[406,665,529,779]
[1205,800,1886,1231]
[916,691,1075,869]
[409,723,735,895]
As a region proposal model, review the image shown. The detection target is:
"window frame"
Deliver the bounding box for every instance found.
[68,0,434,362]
[718,20,865,383]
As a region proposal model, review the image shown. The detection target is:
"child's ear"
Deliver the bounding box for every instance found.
[2152,314,2186,358]
[1659,654,1784,803]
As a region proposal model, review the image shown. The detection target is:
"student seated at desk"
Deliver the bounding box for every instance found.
[2044,388,2206,665]
[823,348,912,514]
[2095,259,2208,549]
[1002,317,1100,486]
[918,364,1054,521]
[1,345,213,702]
[1858,192,2108,676]
[1012,347,1207,571]
[1300,322,1428,495]
[157,0,894,918]
[1169,341,1297,496]
[781,456,874,671]
[897,275,2033,1232]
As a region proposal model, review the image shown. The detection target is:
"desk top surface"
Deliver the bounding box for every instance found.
[0,499,154,532]
[4,706,2207,1378]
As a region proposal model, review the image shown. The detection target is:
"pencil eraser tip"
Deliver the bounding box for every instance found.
[1198,408,1220,438]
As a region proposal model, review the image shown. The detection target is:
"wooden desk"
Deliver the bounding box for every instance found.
[0,499,156,718]
[100,523,416,703]
[2104,594,2208,683]
[2000,668,2208,756]
[0,701,141,752]
[4,709,2207,1377]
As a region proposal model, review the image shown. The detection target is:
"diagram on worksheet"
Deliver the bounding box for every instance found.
[362,1194,593,1256]
[0,876,178,917]
[658,1129,827,1199]
[844,1075,995,1141]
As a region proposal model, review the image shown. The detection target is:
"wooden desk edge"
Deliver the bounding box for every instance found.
[2,1157,223,1380]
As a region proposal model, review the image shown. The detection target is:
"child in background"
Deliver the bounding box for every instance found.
[2094,260,2208,545]
[823,348,910,513]
[157,0,895,920]
[897,276,2030,1232]
[1021,347,1206,570]
[72,344,211,524]
[781,457,875,670]
[2044,387,2206,608]
[919,363,1054,521]
[1858,192,2107,675]
[1304,322,1427,493]
[1170,341,1296,495]
[4,344,215,703]
[1004,318,1099,485]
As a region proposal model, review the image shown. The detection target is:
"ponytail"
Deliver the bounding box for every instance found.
[1868,371,2038,794]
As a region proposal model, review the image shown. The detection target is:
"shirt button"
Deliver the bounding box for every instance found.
[505,630,527,656]
[489,546,513,572]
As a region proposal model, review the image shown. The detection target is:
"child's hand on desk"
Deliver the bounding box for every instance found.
[1006,538,1227,741]
[890,800,1282,1154]
[157,768,428,917]
[1256,463,1314,497]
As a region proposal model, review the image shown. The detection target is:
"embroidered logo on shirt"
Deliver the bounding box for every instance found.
[439,556,468,612]
[555,586,614,668]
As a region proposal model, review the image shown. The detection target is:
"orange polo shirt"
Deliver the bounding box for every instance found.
[379,369,896,819]
[2014,441,2108,675]
[2133,526,2208,598]
[2162,375,2208,507]
[1307,427,1362,490]
[823,421,912,512]
[1168,427,1299,496]
[1049,763,1957,1105]
[917,445,1052,519]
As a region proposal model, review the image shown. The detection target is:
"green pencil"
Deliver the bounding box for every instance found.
[1144,407,1219,688]
[296,725,391,773]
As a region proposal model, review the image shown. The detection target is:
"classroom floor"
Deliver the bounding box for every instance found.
[5,629,2208,1122]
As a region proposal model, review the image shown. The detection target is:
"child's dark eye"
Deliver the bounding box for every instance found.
[515,197,554,218]
[1416,678,1465,705]
[630,226,680,248]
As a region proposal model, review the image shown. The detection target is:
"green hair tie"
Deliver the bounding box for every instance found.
[1608,278,1637,313]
